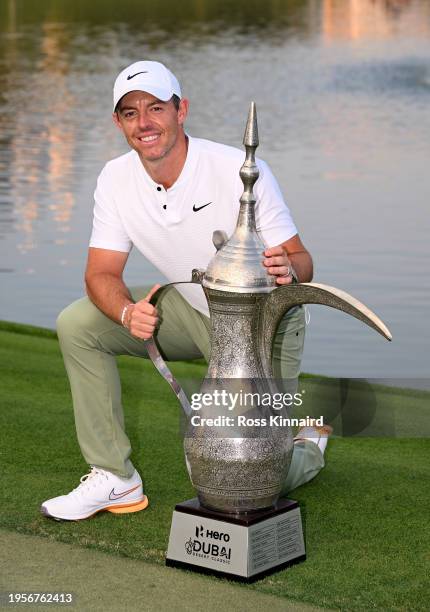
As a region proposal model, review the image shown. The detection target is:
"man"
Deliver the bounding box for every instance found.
[41,61,330,521]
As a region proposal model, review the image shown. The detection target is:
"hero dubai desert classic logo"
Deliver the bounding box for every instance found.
[184,524,232,565]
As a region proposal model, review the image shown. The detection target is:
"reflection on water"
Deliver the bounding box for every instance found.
[322,0,430,40]
[0,0,429,379]
[0,17,76,256]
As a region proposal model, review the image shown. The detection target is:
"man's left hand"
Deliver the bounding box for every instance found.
[263,246,295,285]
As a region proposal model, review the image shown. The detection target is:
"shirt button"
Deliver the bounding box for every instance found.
[163,205,167,210]
[157,186,162,191]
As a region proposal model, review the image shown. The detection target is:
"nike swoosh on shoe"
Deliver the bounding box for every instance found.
[108,485,140,501]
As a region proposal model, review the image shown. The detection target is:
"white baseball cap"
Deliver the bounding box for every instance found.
[113,60,182,111]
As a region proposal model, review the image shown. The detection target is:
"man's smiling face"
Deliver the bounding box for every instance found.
[113,91,188,164]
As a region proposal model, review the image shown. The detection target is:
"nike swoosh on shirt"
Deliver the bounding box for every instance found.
[109,485,140,500]
[193,202,212,212]
[127,71,148,80]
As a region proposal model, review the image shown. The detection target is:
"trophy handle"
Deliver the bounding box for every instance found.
[144,270,206,417]
[259,282,392,379]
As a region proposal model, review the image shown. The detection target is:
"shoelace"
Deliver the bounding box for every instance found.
[72,466,109,495]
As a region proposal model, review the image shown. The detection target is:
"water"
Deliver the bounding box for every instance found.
[0,0,429,380]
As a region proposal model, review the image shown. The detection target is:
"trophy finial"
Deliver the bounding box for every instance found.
[203,100,275,293]
[239,101,260,211]
[243,101,259,148]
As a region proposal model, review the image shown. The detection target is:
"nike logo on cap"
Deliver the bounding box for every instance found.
[127,71,148,80]
[109,485,140,500]
[193,202,212,212]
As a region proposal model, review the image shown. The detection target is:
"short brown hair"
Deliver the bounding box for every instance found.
[114,93,181,114]
[171,94,181,110]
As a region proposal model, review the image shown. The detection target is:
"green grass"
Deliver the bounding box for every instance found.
[0,321,429,610]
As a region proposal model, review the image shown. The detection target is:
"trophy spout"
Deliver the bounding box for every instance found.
[259,283,392,378]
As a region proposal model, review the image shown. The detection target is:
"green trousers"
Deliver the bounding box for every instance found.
[57,286,324,493]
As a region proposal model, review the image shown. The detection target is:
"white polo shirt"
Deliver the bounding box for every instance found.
[90,136,297,316]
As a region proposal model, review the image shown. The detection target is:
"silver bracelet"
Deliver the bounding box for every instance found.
[120,303,134,327]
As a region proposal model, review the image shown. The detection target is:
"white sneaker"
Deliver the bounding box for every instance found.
[294,424,333,455]
[41,467,148,521]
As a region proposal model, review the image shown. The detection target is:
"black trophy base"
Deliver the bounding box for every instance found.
[166,498,306,582]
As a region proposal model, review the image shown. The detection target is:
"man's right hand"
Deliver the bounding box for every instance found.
[124,284,161,339]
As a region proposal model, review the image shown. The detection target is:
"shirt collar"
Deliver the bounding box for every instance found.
[133,134,199,193]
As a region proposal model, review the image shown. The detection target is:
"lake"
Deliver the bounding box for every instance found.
[0,0,429,383]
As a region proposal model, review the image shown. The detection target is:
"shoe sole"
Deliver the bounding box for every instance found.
[41,495,149,521]
[106,496,149,514]
[294,425,333,441]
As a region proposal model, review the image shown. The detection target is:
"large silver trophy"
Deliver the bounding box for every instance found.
[146,103,391,581]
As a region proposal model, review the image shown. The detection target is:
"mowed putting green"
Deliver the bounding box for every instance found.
[0,321,429,610]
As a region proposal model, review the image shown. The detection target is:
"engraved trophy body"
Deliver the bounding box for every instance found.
[146,104,391,580]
